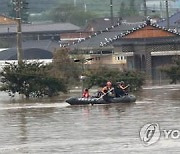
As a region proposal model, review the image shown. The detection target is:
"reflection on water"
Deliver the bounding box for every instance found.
[0,85,180,153]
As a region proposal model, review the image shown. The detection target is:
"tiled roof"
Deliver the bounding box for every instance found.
[0,23,80,35]
[83,16,145,32]
[0,48,53,60]
[83,17,121,32]
[101,20,180,47]
[0,40,60,60]
[21,40,60,52]
[120,21,180,37]
[68,22,143,49]
[67,18,180,49]
[157,11,180,27]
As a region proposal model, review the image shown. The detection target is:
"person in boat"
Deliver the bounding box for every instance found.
[92,82,113,98]
[94,87,103,98]
[114,81,129,97]
[82,88,90,98]
[100,81,115,102]
[102,81,113,95]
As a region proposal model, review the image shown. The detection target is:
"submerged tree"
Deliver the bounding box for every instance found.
[84,67,145,91]
[0,61,67,98]
[51,48,81,85]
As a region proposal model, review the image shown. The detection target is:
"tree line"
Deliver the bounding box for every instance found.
[7,0,142,26]
[0,48,145,98]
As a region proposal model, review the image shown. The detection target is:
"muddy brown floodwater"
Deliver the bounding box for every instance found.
[0,84,180,154]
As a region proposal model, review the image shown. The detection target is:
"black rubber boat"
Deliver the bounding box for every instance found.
[66,94,136,105]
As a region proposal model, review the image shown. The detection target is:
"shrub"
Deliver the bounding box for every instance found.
[160,57,180,84]
[84,67,145,91]
[0,61,67,98]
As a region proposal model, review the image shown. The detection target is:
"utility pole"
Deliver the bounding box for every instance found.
[74,0,76,7]
[14,0,23,64]
[143,0,147,17]
[165,0,170,29]
[84,4,87,12]
[160,0,163,18]
[110,0,114,26]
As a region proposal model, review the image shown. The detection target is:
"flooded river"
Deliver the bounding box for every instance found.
[0,84,180,154]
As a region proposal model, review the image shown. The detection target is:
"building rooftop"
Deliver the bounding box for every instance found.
[0,48,53,60]
[70,22,142,50]
[157,11,180,28]
[83,16,144,32]
[0,22,80,35]
[0,39,60,60]
[68,18,180,53]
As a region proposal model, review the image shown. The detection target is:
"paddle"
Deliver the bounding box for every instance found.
[97,88,114,100]
[90,88,114,105]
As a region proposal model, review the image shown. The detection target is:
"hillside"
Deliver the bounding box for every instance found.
[29,0,143,16]
[0,0,143,17]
